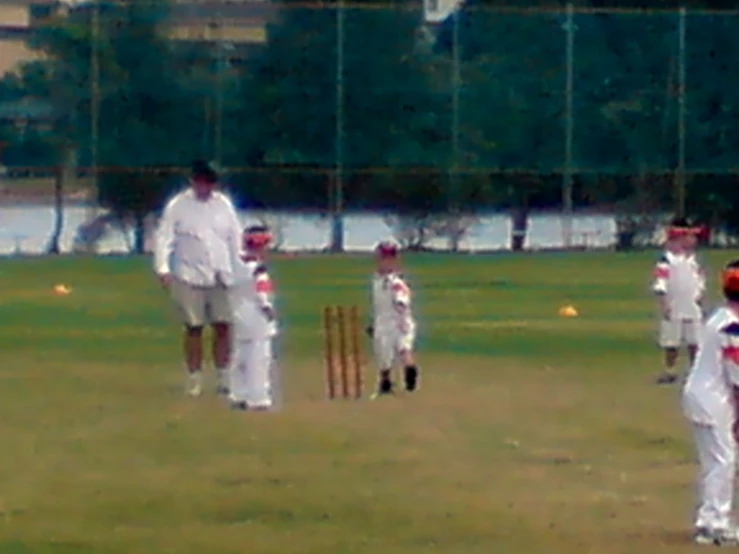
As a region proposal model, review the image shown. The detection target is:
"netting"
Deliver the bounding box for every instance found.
[0,2,737,252]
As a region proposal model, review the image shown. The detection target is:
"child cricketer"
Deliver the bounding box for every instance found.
[682,259,739,545]
[228,225,278,411]
[366,241,420,397]
[653,218,706,385]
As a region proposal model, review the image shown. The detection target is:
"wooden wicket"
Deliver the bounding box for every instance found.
[323,305,363,400]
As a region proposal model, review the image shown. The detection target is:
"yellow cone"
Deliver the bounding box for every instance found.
[53,284,71,296]
[558,305,578,317]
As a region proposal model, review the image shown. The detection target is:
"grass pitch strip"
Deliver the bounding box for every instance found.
[0,251,732,553]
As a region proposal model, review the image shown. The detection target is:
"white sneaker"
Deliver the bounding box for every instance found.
[186,372,203,397]
[713,527,739,546]
[694,526,739,546]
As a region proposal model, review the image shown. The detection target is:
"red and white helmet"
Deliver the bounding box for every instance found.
[243,225,272,250]
[375,240,400,258]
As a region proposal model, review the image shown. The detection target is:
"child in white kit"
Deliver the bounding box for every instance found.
[228,225,278,411]
[366,240,420,398]
[683,259,739,545]
[653,218,706,385]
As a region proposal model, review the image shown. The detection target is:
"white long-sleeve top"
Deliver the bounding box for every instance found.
[371,271,415,336]
[682,306,739,426]
[653,250,706,320]
[231,257,278,340]
[153,188,242,287]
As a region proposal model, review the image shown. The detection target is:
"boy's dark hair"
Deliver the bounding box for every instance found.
[723,259,739,302]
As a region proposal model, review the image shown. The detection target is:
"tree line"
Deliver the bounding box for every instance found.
[1,0,738,251]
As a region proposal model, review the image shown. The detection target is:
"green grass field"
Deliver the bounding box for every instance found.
[0,251,735,554]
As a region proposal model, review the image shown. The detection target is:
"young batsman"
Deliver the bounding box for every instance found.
[682,259,739,545]
[228,225,278,411]
[366,240,420,397]
[653,218,706,385]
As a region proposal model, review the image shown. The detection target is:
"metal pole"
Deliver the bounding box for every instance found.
[332,0,345,252]
[676,6,686,217]
[562,2,575,248]
[451,10,460,216]
[90,1,100,213]
[214,16,224,166]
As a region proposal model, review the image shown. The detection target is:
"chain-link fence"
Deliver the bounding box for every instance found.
[0,2,737,252]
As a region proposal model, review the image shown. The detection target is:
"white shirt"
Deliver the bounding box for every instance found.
[154,188,242,287]
[653,250,705,320]
[231,257,278,340]
[682,307,739,426]
[371,271,415,336]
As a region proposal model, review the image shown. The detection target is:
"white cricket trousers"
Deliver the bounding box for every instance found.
[230,338,273,408]
[691,421,736,531]
[373,327,415,369]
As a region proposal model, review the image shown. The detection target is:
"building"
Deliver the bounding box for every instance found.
[0,0,453,75]
[168,1,273,47]
[0,0,275,77]
[0,0,56,75]
[166,0,275,66]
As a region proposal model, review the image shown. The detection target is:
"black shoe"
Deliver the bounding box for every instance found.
[230,401,247,411]
[217,385,230,396]
[404,365,419,392]
[656,372,678,385]
[370,378,395,399]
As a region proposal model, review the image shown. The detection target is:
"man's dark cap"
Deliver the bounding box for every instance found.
[191,159,218,183]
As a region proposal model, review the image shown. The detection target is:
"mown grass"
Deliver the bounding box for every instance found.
[0,250,734,554]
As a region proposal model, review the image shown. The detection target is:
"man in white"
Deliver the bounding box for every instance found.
[366,240,419,397]
[653,218,706,385]
[682,259,739,545]
[229,225,278,411]
[154,160,242,397]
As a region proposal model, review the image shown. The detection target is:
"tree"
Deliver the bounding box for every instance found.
[432,0,739,247]
[24,0,200,253]
[97,168,181,252]
[384,213,480,251]
[230,0,445,250]
[432,0,568,246]
[15,25,89,253]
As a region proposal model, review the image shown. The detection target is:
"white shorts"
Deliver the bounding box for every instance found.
[373,330,415,369]
[659,319,701,348]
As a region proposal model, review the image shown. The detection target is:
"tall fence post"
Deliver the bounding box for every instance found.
[89,0,101,223]
[675,6,687,218]
[449,6,461,249]
[330,0,346,252]
[562,2,575,248]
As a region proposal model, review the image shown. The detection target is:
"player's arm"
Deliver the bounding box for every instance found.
[653,256,670,319]
[154,198,177,286]
[391,277,412,333]
[254,264,276,321]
